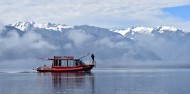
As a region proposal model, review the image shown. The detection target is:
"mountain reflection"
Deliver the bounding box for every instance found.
[37,72,95,94]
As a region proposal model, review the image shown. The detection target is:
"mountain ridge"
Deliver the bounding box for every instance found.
[10,21,73,31]
[10,21,186,35]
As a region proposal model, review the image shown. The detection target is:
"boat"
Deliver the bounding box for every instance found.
[36,55,95,72]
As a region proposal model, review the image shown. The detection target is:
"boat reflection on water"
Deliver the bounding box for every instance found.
[37,72,95,94]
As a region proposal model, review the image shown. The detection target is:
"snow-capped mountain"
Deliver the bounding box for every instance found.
[10,21,73,31]
[11,22,185,35]
[11,22,187,40]
[112,26,184,36]
[9,22,189,42]
[111,26,186,40]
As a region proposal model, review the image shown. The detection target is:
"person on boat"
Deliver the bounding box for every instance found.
[91,54,95,61]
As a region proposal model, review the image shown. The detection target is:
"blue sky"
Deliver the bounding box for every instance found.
[163,5,190,20]
[0,0,190,31]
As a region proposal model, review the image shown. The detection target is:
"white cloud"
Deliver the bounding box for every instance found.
[22,32,58,49]
[0,30,58,58]
[96,37,115,48]
[0,23,5,34]
[0,0,190,31]
[95,37,129,49]
[63,43,72,48]
[67,30,93,46]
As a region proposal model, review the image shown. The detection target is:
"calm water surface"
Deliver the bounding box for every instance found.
[0,68,190,94]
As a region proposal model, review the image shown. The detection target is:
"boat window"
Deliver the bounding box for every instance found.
[54,60,58,66]
[60,60,77,67]
[76,61,79,66]
[58,60,61,66]
[53,60,62,66]
[76,59,85,65]
[62,60,68,67]
[68,60,76,67]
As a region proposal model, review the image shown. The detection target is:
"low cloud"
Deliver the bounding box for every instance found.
[0,23,5,34]
[22,31,58,50]
[0,30,58,60]
[67,30,93,46]
[134,34,190,61]
[63,43,72,49]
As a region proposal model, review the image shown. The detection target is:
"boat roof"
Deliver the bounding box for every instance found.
[40,56,75,60]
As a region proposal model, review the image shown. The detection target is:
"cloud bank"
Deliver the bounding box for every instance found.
[0,0,190,31]
[0,29,58,60]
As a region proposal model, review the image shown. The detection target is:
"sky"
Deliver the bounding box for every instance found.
[163,5,190,21]
[0,0,190,31]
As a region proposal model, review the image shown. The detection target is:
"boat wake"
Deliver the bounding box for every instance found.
[0,70,37,74]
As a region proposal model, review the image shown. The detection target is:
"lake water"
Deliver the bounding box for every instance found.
[0,68,190,94]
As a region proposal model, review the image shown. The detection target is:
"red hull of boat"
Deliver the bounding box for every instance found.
[37,65,94,72]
